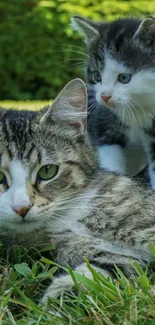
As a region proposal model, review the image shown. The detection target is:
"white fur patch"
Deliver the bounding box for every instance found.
[97,143,147,176]
[149,163,155,189]
[10,160,30,208]
[97,144,126,174]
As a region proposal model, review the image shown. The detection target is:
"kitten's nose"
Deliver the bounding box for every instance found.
[12,205,32,218]
[101,94,111,103]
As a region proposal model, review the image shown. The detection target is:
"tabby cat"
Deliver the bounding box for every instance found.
[71,16,155,188]
[0,79,155,301]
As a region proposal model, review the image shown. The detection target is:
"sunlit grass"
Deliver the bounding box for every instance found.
[0,100,50,111]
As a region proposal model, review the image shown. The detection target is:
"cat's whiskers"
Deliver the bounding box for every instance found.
[54,58,87,66]
[53,48,88,57]
[38,198,88,213]
[130,98,150,125]
[88,98,98,109]
[126,103,135,125]
[50,41,88,52]
[93,103,102,126]
[46,214,94,240]
[57,237,92,246]
[88,98,97,104]
[117,104,125,136]
[68,62,87,70]
[110,116,122,140]
[46,213,82,233]
[88,104,97,112]
[88,101,99,126]
[104,103,124,139]
[128,101,143,127]
[37,188,106,219]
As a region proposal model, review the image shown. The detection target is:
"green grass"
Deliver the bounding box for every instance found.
[0,101,155,324]
[1,244,155,325]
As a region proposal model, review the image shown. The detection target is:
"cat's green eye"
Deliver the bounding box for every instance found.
[93,71,101,83]
[37,164,59,181]
[0,171,6,183]
[118,73,132,84]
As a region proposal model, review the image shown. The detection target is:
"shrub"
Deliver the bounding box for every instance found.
[1,0,155,100]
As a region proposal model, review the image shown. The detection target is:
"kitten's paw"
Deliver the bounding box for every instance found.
[41,274,74,303]
[97,145,126,175]
[148,166,155,189]
[150,183,155,190]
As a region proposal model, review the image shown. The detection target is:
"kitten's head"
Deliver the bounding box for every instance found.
[0,79,96,237]
[72,16,155,126]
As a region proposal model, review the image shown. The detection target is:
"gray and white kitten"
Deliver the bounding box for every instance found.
[1,78,155,301]
[72,16,155,188]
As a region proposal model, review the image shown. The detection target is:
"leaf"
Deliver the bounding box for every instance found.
[14,264,32,277]
[48,266,58,275]
[41,257,65,270]
[32,263,38,278]
[149,241,155,258]
[36,272,53,279]
[40,257,56,265]
[40,243,56,252]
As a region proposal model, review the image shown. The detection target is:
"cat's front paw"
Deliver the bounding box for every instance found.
[41,274,74,303]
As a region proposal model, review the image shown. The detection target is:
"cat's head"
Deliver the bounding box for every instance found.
[72,16,155,125]
[0,79,96,237]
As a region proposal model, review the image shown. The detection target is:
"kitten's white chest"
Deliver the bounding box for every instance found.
[98,125,147,176]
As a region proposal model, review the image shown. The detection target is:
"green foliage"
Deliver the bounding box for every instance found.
[1,0,155,100]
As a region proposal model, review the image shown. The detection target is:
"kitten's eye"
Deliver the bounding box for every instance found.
[118,73,132,84]
[0,171,6,184]
[93,71,101,83]
[37,164,59,181]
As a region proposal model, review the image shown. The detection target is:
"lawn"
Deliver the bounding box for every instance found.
[0,101,50,111]
[0,101,155,324]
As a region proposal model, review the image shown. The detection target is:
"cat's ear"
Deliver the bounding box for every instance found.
[40,78,87,134]
[71,16,100,45]
[133,17,155,43]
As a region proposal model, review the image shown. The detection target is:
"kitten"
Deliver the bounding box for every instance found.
[71,16,155,187]
[1,78,155,301]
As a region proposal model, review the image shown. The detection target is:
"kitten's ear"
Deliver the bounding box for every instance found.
[71,16,100,45]
[40,78,87,134]
[133,17,155,43]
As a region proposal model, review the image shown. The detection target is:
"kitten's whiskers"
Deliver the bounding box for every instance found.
[130,99,149,126]
[125,102,136,126]
[128,101,143,126]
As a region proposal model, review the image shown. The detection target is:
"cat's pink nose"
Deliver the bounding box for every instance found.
[12,205,32,218]
[101,94,111,103]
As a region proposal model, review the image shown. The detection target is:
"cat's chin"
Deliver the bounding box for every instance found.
[2,218,44,234]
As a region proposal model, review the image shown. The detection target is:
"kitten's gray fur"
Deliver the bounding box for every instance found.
[71,16,155,187]
[0,79,155,301]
